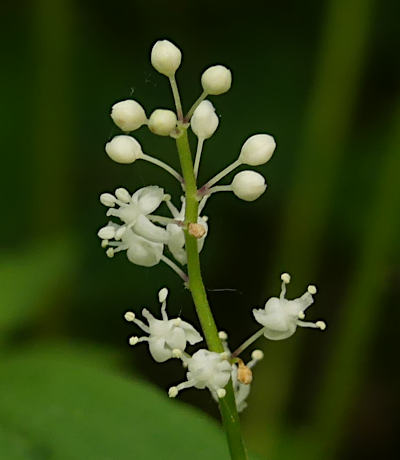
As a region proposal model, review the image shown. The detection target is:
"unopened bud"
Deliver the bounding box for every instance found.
[190,100,219,139]
[111,100,147,132]
[148,109,177,136]
[201,65,232,95]
[151,40,182,77]
[231,170,267,201]
[188,222,206,239]
[239,134,276,166]
[105,135,143,164]
[237,360,253,385]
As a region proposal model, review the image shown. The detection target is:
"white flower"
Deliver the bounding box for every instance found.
[125,288,202,362]
[239,134,276,166]
[151,39,182,77]
[98,186,169,267]
[201,65,232,95]
[165,198,208,265]
[105,135,143,164]
[231,170,267,201]
[148,109,177,136]
[253,273,326,340]
[168,349,232,398]
[190,100,219,139]
[111,100,147,132]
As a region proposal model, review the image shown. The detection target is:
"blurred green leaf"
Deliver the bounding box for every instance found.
[0,237,77,334]
[0,344,231,460]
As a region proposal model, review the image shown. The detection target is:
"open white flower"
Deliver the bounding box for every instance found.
[99,186,168,242]
[169,349,232,398]
[98,186,170,267]
[165,198,208,265]
[253,273,326,340]
[125,288,202,362]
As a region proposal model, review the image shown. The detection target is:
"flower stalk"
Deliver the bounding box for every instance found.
[175,128,248,460]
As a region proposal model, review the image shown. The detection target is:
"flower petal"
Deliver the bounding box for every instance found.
[179,320,203,344]
[133,214,168,243]
[148,337,172,362]
[132,186,164,215]
[125,232,163,267]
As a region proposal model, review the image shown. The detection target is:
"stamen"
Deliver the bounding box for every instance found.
[165,199,180,219]
[115,188,131,203]
[218,331,228,341]
[308,285,317,295]
[168,386,178,398]
[280,272,291,299]
[217,388,226,399]
[124,311,135,322]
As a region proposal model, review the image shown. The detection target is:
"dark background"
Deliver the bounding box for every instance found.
[1,1,399,459]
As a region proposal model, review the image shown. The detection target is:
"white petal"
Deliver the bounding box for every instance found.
[179,320,203,344]
[167,326,186,351]
[125,233,163,267]
[148,337,172,362]
[131,186,164,215]
[167,223,187,265]
[133,214,168,243]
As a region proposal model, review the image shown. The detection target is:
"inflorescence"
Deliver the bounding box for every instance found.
[98,39,326,411]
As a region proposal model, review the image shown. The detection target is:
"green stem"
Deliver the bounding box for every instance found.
[175,128,248,460]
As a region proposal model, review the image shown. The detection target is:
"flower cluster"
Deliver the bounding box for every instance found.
[124,287,267,410]
[98,39,277,280]
[99,39,326,414]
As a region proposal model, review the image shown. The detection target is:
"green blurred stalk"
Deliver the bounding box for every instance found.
[176,129,248,460]
[245,0,374,456]
[302,102,400,460]
[31,0,74,234]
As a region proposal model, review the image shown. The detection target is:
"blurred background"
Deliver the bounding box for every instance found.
[1,0,399,459]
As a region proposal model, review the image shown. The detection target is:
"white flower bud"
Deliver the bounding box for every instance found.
[191,100,219,139]
[201,65,232,95]
[148,109,177,136]
[239,134,276,166]
[111,100,147,132]
[151,39,182,77]
[105,135,143,164]
[231,170,267,201]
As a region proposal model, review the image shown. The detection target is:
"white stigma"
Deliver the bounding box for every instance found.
[316,321,326,330]
[281,273,291,284]
[172,349,182,358]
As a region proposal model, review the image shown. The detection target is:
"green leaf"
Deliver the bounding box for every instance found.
[0,344,230,459]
